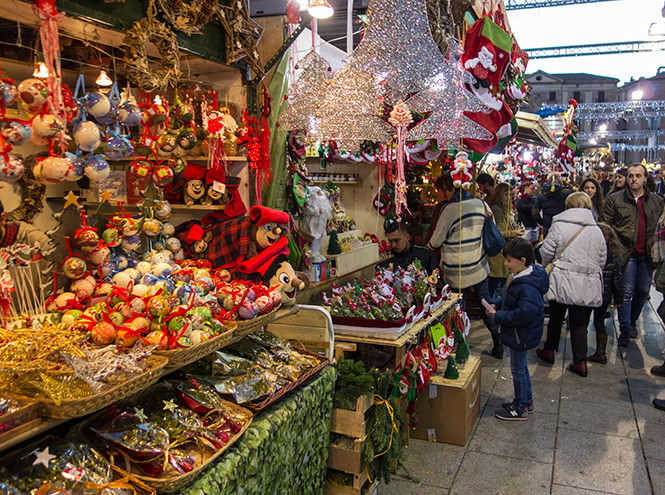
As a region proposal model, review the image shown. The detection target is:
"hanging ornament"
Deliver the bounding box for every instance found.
[84,155,111,181]
[0,153,24,183]
[62,256,88,279]
[167,154,187,173]
[3,80,17,106]
[34,156,70,185]
[1,121,31,146]
[73,121,101,151]
[84,91,111,118]
[63,152,85,181]
[388,100,413,220]
[118,101,142,127]
[150,163,174,187]
[17,78,48,110]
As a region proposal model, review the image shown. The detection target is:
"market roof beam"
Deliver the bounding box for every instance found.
[505,0,622,10]
[525,40,665,59]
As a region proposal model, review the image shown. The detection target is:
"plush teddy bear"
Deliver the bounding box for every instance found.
[201,184,228,206]
[184,224,214,256]
[183,179,205,206]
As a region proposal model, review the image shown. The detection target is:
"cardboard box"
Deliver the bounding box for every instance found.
[410,355,481,446]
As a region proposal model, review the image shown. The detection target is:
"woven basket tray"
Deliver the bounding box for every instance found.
[111,465,156,495]
[232,305,282,340]
[154,322,236,368]
[102,389,253,494]
[15,355,169,419]
[226,348,330,413]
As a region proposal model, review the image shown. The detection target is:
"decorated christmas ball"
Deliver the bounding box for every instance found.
[143,103,168,126]
[72,228,99,253]
[146,330,169,349]
[104,136,133,161]
[175,283,195,303]
[119,217,139,236]
[3,81,17,107]
[269,290,282,309]
[99,261,117,278]
[101,227,123,247]
[142,218,163,237]
[122,297,146,318]
[239,300,258,320]
[34,156,70,185]
[114,254,129,270]
[177,127,197,150]
[174,102,195,122]
[88,245,111,265]
[126,316,151,333]
[167,155,187,174]
[62,256,88,279]
[112,270,134,289]
[189,330,208,345]
[152,262,173,278]
[84,92,111,118]
[73,121,101,149]
[32,113,64,139]
[154,201,172,220]
[148,295,172,317]
[150,252,170,266]
[121,234,141,252]
[95,102,118,125]
[91,321,116,345]
[162,222,175,236]
[165,237,182,252]
[173,249,185,261]
[0,154,24,183]
[54,292,78,311]
[217,269,232,283]
[134,135,157,156]
[17,78,48,108]
[141,273,159,286]
[158,132,178,153]
[63,153,84,181]
[136,261,152,276]
[255,295,272,315]
[108,311,124,326]
[150,164,174,188]
[61,309,83,329]
[70,275,96,299]
[130,159,152,179]
[115,328,139,348]
[117,102,142,127]
[131,283,150,297]
[185,309,205,330]
[1,121,31,146]
[84,155,111,181]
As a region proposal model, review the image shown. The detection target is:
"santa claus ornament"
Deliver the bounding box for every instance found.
[450,151,473,190]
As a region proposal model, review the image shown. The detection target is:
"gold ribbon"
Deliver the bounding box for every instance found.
[35,479,136,495]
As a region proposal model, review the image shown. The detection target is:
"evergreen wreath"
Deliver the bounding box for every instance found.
[122,2,181,94]
[157,0,219,36]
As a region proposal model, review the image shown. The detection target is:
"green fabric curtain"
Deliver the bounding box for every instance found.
[261,53,291,210]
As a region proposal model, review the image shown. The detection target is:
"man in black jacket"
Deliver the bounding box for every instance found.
[602,163,664,347]
[516,182,539,243]
[377,218,438,276]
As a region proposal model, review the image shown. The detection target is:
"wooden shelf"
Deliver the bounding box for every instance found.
[0,418,66,454]
[81,202,227,211]
[113,155,247,163]
[308,179,361,185]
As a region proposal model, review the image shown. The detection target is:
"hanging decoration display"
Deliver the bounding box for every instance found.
[156,0,219,36]
[406,40,492,148]
[388,101,413,219]
[556,99,581,173]
[121,0,181,94]
[277,50,332,136]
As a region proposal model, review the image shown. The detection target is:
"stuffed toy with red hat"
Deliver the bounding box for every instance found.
[184,224,213,256]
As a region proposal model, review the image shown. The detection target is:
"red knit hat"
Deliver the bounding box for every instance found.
[185,224,204,244]
[249,206,290,226]
[183,163,207,181]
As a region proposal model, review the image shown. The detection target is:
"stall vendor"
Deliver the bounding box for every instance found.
[377,218,438,275]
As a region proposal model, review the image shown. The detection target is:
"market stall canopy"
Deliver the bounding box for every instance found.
[515,111,558,148]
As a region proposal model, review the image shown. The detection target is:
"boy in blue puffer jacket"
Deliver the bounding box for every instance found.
[486,238,550,421]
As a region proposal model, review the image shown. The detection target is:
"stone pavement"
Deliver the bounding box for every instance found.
[380,288,665,495]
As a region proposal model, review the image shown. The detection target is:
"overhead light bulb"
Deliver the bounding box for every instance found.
[96,70,113,87]
[308,0,334,19]
[599,124,607,132]
[590,138,598,145]
[33,62,49,79]
[632,90,644,100]
[153,95,162,105]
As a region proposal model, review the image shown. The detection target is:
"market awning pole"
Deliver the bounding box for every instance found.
[347,0,354,54]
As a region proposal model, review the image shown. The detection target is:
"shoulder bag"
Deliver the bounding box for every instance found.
[544,226,587,275]
[482,202,506,258]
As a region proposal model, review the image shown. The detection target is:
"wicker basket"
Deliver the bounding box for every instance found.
[107,394,253,493]
[228,348,330,412]
[111,465,156,495]
[154,322,236,368]
[16,355,169,419]
[232,305,282,340]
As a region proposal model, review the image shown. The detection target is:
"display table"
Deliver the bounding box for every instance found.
[180,366,336,495]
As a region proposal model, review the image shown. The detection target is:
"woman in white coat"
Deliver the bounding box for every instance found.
[535,192,607,377]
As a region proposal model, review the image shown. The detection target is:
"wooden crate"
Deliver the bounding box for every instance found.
[326,243,380,276]
[324,470,376,495]
[0,396,40,444]
[328,435,366,474]
[331,395,373,439]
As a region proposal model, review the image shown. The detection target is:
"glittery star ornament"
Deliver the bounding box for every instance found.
[134,407,148,423]
[163,399,178,413]
[278,50,332,136]
[217,0,265,78]
[33,446,57,468]
[406,40,493,147]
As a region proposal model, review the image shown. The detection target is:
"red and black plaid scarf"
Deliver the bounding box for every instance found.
[206,216,253,269]
[0,224,19,248]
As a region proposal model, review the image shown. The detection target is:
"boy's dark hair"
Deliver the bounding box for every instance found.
[434,172,453,191]
[476,173,495,187]
[384,217,404,235]
[502,238,533,266]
